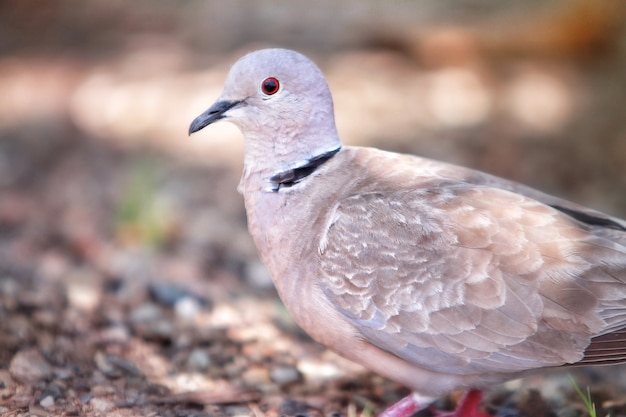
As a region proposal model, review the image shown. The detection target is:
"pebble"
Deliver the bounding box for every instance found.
[139,319,175,340]
[39,395,55,408]
[269,364,302,385]
[41,381,64,400]
[241,366,270,385]
[128,302,175,339]
[90,397,115,413]
[65,269,102,312]
[11,394,31,408]
[150,281,194,307]
[280,399,323,417]
[9,348,52,384]
[129,302,162,323]
[175,296,201,321]
[94,351,144,378]
[97,324,131,344]
[297,358,344,382]
[223,405,255,417]
[187,348,212,371]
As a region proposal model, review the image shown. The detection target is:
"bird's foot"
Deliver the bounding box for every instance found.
[378,393,429,417]
[377,389,492,417]
[429,389,492,417]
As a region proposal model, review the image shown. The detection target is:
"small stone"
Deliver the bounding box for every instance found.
[129,302,162,323]
[187,348,211,371]
[11,395,32,408]
[150,282,193,307]
[296,358,343,382]
[94,351,143,378]
[90,397,115,413]
[223,405,255,417]
[97,325,130,344]
[128,302,175,340]
[95,351,116,376]
[9,348,52,384]
[40,395,55,408]
[137,319,175,340]
[241,366,271,385]
[280,399,323,417]
[41,381,64,400]
[269,365,302,385]
[175,296,201,320]
[65,269,102,312]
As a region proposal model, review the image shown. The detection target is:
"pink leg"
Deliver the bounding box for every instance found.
[378,390,492,417]
[378,393,432,417]
[432,389,493,417]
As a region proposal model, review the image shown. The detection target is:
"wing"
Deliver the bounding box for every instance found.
[318,180,626,376]
[457,168,626,245]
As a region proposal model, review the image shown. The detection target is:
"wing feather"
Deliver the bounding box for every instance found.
[319,179,626,375]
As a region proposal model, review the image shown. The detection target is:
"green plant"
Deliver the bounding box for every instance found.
[569,374,608,417]
[115,159,173,248]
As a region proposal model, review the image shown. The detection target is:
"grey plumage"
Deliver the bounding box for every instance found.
[189,48,626,415]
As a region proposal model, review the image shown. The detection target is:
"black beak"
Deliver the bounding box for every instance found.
[188,100,242,135]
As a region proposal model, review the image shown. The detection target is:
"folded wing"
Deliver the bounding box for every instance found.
[319,180,626,376]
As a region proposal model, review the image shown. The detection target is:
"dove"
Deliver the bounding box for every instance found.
[189,48,626,417]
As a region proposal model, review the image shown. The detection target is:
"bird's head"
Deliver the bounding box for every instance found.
[189,48,342,173]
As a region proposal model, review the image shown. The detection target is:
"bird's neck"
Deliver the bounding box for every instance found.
[267,146,341,192]
[239,131,341,193]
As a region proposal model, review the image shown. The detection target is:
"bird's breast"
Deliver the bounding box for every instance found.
[242,188,360,345]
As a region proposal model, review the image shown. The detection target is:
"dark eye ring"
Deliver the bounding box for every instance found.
[261,77,280,96]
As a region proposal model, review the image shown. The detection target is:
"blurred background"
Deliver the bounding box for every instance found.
[1,1,626,416]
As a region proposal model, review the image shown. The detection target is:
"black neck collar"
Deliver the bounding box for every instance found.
[269,147,341,192]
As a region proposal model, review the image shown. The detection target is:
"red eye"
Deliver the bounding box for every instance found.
[261,77,280,95]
